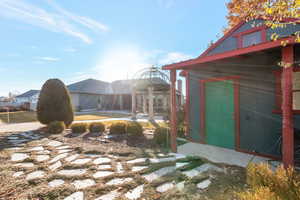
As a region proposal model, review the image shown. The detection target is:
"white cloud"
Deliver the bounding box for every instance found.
[35,56,60,62]
[158,52,193,65]
[0,0,109,44]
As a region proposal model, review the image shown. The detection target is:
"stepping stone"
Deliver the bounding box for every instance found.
[182,163,223,178]
[125,184,144,200]
[72,179,95,189]
[98,165,111,170]
[156,182,174,193]
[11,153,29,162]
[85,154,101,158]
[57,145,71,150]
[49,179,65,187]
[36,155,50,162]
[48,140,63,147]
[106,177,133,186]
[57,169,87,176]
[49,153,68,163]
[143,166,175,182]
[95,190,121,200]
[176,181,185,190]
[127,158,147,164]
[6,147,22,151]
[176,162,189,169]
[168,153,187,159]
[49,161,62,171]
[58,149,72,154]
[149,157,175,163]
[26,170,45,180]
[64,191,84,200]
[65,154,79,162]
[71,158,91,165]
[197,179,211,189]
[93,171,114,178]
[14,162,34,168]
[116,162,124,173]
[13,171,24,177]
[30,146,44,151]
[36,150,51,154]
[93,157,111,164]
[132,166,148,172]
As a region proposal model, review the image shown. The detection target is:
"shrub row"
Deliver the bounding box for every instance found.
[109,121,143,136]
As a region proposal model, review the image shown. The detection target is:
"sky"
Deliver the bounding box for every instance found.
[0,0,230,96]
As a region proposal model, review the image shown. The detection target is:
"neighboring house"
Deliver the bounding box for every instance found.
[15,90,40,110]
[163,19,300,167]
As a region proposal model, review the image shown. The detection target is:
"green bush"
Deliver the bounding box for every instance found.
[37,79,74,127]
[109,122,127,134]
[71,123,88,133]
[153,127,169,146]
[89,122,105,133]
[127,122,143,136]
[47,121,65,134]
[237,163,300,200]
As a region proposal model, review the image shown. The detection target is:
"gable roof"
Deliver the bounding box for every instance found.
[16,90,40,98]
[163,19,300,70]
[67,78,111,95]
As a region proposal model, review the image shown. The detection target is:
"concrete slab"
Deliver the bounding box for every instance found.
[95,190,121,200]
[49,179,65,187]
[156,182,174,193]
[64,191,84,200]
[72,179,95,189]
[178,142,271,168]
[125,184,144,200]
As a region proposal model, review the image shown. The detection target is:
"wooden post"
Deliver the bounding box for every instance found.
[170,70,177,152]
[132,86,137,120]
[281,45,294,168]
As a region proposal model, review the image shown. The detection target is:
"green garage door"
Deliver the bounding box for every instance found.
[205,80,235,149]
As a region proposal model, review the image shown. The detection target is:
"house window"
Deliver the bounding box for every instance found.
[242,31,262,48]
[274,70,300,112]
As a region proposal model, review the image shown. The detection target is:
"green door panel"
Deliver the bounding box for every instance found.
[205,80,235,149]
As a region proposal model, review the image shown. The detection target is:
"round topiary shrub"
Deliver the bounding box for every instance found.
[109,122,127,135]
[71,123,88,133]
[127,122,143,136]
[89,122,105,133]
[48,121,65,134]
[153,127,169,146]
[37,79,74,127]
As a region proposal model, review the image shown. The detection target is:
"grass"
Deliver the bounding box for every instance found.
[0,111,37,123]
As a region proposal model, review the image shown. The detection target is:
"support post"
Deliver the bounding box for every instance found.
[143,94,147,114]
[281,45,294,168]
[119,95,123,110]
[170,70,177,152]
[132,86,137,120]
[148,87,154,120]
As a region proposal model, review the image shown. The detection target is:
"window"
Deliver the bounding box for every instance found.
[242,31,262,48]
[274,70,300,112]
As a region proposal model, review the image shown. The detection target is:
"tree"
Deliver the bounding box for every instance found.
[37,79,74,126]
[226,0,300,42]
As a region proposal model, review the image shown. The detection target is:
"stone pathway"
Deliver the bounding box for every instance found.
[5,131,225,199]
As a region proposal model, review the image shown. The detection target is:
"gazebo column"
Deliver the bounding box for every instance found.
[131,87,137,120]
[148,87,154,120]
[119,95,123,110]
[163,96,168,111]
[281,45,294,168]
[143,94,147,113]
[170,69,177,152]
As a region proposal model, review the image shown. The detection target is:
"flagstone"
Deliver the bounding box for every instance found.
[48,179,65,187]
[11,153,29,162]
[13,171,24,177]
[125,184,144,200]
[116,162,124,173]
[36,150,51,154]
[156,182,174,193]
[95,190,121,200]
[30,146,44,151]
[93,171,114,178]
[143,166,175,182]
[49,153,68,163]
[72,179,96,189]
[176,181,185,190]
[182,163,223,178]
[48,140,63,147]
[26,170,45,180]
[57,145,71,150]
[58,149,72,154]
[197,179,211,189]
[131,166,148,172]
[127,158,147,164]
[65,154,79,162]
[14,162,34,168]
[168,153,187,159]
[106,177,133,185]
[36,155,50,162]
[57,169,87,176]
[97,165,111,170]
[93,157,111,164]
[71,158,92,165]
[64,191,84,200]
[149,157,175,163]
[176,162,189,169]
[49,161,62,171]
[85,154,101,158]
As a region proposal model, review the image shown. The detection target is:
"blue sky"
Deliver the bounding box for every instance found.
[0,0,229,96]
